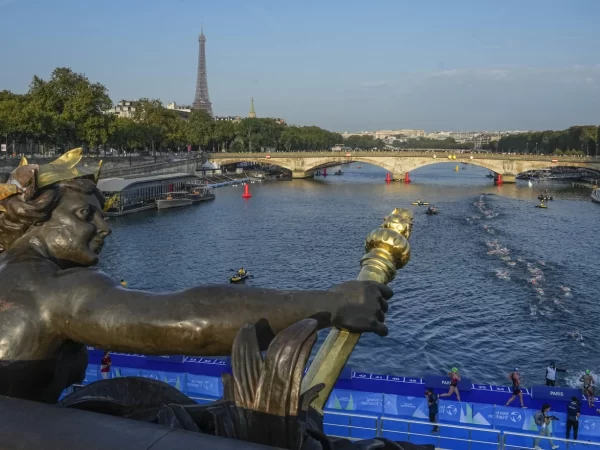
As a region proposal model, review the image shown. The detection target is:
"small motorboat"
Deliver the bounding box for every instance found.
[156,192,192,210]
[426,206,439,215]
[356,165,362,169]
[535,203,548,209]
[412,200,429,206]
[334,170,343,176]
[486,173,495,179]
[538,195,553,201]
[230,272,250,283]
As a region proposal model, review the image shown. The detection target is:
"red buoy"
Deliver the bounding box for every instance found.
[405,172,411,183]
[385,172,391,183]
[496,174,503,186]
[242,183,252,198]
[323,168,328,177]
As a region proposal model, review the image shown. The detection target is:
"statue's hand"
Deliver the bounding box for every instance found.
[328,280,393,336]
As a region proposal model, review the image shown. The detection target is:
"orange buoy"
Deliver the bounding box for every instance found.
[323,168,327,177]
[385,172,391,183]
[405,172,411,183]
[496,174,503,186]
[242,183,252,198]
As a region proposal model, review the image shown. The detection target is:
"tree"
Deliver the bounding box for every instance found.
[26,67,113,151]
[213,120,236,152]
[0,91,30,151]
[186,109,215,150]
[132,98,184,154]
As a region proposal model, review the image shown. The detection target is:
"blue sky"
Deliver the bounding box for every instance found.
[1,0,599,132]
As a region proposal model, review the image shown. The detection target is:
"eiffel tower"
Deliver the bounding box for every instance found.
[193,27,213,116]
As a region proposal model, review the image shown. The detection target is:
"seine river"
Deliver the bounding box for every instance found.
[99,163,600,387]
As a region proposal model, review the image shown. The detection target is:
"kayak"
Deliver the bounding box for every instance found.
[412,201,429,206]
[535,204,548,209]
[230,273,249,283]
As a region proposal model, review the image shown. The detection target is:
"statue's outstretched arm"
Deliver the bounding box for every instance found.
[50,268,391,356]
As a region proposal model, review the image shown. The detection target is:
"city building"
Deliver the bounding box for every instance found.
[108,100,137,119]
[215,116,242,123]
[341,129,425,140]
[166,102,192,120]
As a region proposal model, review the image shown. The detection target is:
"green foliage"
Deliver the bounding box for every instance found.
[497,126,599,155]
[391,137,474,150]
[0,67,348,154]
[345,135,385,150]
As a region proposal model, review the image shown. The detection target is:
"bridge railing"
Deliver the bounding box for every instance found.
[208,151,600,162]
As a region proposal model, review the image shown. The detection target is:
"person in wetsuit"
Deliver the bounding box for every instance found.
[580,370,595,407]
[506,368,526,408]
[439,367,461,402]
[425,388,439,433]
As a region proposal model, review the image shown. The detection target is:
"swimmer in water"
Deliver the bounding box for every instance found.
[506,368,526,408]
[439,367,461,402]
[580,370,595,407]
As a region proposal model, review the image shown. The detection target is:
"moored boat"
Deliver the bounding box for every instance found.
[592,188,600,204]
[156,192,192,210]
[187,186,216,203]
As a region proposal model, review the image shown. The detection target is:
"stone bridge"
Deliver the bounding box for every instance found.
[209,151,600,183]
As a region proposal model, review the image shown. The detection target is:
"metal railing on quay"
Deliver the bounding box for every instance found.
[502,430,600,450]
[322,410,380,441]
[381,416,501,450]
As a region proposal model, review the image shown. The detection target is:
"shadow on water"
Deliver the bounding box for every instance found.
[100,162,600,386]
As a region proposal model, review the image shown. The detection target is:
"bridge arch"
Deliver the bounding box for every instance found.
[211,157,296,173]
[302,156,503,177]
[207,152,600,182]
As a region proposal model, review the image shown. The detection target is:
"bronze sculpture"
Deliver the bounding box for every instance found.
[0,149,391,404]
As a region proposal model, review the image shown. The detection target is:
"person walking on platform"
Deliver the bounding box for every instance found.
[545,361,566,386]
[534,404,559,450]
[439,367,461,402]
[566,397,581,441]
[425,388,439,433]
[506,368,526,408]
[100,351,112,379]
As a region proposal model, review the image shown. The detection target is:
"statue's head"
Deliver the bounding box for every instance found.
[0,149,109,268]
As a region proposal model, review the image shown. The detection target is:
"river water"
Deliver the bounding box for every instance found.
[99,163,600,387]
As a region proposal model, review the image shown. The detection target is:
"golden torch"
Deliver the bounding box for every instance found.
[301,208,414,412]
